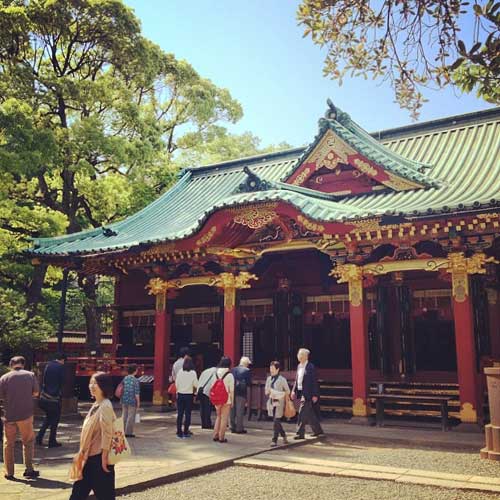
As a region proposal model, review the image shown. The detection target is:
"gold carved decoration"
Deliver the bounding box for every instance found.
[292,167,311,186]
[297,215,325,233]
[351,158,377,177]
[446,252,497,303]
[231,203,278,229]
[196,226,217,247]
[146,273,257,313]
[349,218,382,233]
[291,130,355,186]
[308,130,354,171]
[364,258,448,275]
[146,277,171,296]
[459,402,478,424]
[215,272,258,311]
[146,278,176,312]
[207,246,259,259]
[330,264,363,307]
[352,397,369,417]
[142,242,176,256]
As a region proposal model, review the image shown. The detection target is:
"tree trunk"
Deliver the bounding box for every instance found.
[26,263,48,317]
[79,274,102,356]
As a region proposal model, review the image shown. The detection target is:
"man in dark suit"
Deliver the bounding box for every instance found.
[291,348,324,439]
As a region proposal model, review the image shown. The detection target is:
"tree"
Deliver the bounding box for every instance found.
[0,288,52,365]
[176,128,293,167]
[297,0,500,118]
[0,0,243,353]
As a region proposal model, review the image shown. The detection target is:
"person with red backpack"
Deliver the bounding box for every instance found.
[210,357,234,443]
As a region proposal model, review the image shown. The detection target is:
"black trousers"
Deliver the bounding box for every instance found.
[272,406,286,442]
[198,392,212,428]
[176,393,193,435]
[37,400,61,444]
[70,453,115,500]
[296,391,323,436]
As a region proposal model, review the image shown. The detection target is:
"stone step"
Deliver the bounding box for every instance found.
[234,454,500,494]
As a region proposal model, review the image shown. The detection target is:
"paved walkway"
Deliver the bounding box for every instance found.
[0,406,497,499]
[0,409,312,500]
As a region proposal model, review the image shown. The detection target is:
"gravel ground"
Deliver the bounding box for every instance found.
[120,467,499,500]
[303,439,500,477]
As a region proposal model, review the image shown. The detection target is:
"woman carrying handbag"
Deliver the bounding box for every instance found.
[265,361,291,447]
[69,372,119,500]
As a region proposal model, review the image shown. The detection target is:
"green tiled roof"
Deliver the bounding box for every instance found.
[32,107,500,257]
[284,105,436,188]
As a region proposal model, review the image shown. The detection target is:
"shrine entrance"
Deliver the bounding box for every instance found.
[242,249,348,371]
[172,285,223,371]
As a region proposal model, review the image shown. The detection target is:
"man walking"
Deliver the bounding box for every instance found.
[36,352,66,448]
[230,356,252,434]
[0,356,40,480]
[291,348,324,439]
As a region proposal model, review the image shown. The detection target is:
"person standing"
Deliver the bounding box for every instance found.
[197,365,216,429]
[69,372,116,500]
[265,361,290,447]
[0,356,40,480]
[36,352,66,448]
[175,356,198,439]
[211,357,234,443]
[291,348,324,439]
[120,364,141,438]
[171,347,190,383]
[230,356,252,434]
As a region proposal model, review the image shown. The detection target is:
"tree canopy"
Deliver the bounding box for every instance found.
[0,0,289,356]
[297,0,500,118]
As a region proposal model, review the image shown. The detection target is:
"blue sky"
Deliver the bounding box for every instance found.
[124,0,494,148]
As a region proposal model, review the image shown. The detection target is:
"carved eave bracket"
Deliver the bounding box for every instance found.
[446,252,498,302]
[330,263,364,306]
[214,272,258,311]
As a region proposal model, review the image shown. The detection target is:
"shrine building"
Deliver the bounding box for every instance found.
[31,103,500,428]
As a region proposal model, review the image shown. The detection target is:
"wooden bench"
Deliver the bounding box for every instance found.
[370,394,451,431]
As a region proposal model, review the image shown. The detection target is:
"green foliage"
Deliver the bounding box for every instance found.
[177,128,293,167]
[0,0,244,232]
[0,288,51,358]
[297,0,500,118]
[0,0,288,353]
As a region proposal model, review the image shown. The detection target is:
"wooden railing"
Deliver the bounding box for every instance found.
[68,356,154,377]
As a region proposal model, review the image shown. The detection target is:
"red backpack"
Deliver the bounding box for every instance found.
[209,372,230,406]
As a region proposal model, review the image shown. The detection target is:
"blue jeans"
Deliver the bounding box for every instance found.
[176,393,193,435]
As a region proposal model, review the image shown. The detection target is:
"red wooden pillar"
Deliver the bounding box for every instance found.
[147,279,172,406]
[218,272,256,366]
[223,294,241,364]
[487,289,500,358]
[449,253,480,426]
[335,264,370,421]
